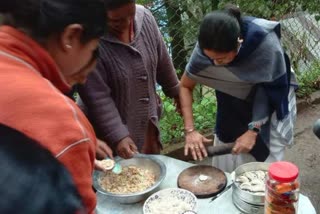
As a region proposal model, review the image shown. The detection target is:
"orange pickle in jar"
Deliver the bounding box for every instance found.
[265,161,299,214]
[274,181,299,194]
[265,204,296,214]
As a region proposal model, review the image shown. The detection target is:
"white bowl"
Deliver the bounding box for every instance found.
[143,188,197,214]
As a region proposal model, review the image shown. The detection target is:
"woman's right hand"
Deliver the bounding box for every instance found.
[116,137,138,159]
[184,130,211,161]
[96,138,113,160]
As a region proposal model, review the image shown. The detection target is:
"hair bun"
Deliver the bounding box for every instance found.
[224,4,241,21]
[0,1,16,13]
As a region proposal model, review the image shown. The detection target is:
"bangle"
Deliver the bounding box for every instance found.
[184,127,195,134]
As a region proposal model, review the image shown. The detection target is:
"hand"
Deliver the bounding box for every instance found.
[96,139,113,160]
[232,130,258,154]
[173,96,182,115]
[116,137,138,159]
[184,130,211,161]
[94,159,107,172]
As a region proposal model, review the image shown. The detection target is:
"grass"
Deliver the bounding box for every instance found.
[296,61,320,98]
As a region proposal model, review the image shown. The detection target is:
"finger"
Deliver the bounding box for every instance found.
[199,143,208,157]
[122,151,130,159]
[94,160,106,172]
[118,149,127,159]
[129,143,138,153]
[105,147,114,159]
[232,147,237,155]
[191,147,197,161]
[127,145,137,157]
[124,147,134,159]
[99,143,113,159]
[232,143,241,155]
[96,148,106,160]
[184,144,189,156]
[108,152,114,159]
[195,146,203,161]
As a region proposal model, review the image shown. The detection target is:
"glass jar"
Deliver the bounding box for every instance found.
[265,161,299,214]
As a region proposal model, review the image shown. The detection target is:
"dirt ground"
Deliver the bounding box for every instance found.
[284,103,320,213]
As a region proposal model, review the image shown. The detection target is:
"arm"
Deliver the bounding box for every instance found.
[147,9,179,98]
[180,73,210,160]
[180,73,196,130]
[251,85,271,125]
[57,141,96,214]
[78,59,137,158]
[234,86,270,154]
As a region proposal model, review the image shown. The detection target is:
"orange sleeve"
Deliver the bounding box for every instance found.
[57,141,96,214]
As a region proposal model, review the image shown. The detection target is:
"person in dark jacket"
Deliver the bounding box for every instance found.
[0,124,83,214]
[78,0,180,159]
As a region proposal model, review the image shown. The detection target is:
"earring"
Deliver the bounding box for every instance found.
[65,44,72,49]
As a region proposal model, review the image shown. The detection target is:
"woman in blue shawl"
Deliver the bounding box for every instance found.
[180,5,297,172]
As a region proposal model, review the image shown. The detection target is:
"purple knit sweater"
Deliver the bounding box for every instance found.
[78,5,179,151]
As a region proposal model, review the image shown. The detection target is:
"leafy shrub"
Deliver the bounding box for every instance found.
[296,61,320,98]
[159,86,217,144]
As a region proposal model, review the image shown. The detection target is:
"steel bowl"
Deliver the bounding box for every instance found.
[231,162,270,213]
[93,154,166,204]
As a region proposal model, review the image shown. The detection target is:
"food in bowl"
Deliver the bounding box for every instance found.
[143,188,197,214]
[99,165,156,194]
[235,170,267,195]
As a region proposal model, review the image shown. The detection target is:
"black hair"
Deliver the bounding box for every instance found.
[0,124,83,214]
[104,0,135,10]
[0,0,106,43]
[198,4,242,52]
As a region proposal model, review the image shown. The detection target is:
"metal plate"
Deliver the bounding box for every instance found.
[177,165,227,198]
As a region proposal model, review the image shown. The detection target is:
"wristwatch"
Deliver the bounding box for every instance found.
[248,123,261,133]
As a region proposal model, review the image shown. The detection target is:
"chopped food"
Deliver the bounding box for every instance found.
[235,170,267,195]
[99,165,156,194]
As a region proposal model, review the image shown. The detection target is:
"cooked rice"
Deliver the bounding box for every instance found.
[99,165,156,194]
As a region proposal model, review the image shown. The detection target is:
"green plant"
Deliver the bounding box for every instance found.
[159,87,217,144]
[296,61,320,98]
[159,94,184,144]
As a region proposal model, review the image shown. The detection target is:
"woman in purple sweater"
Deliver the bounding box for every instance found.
[78,0,180,159]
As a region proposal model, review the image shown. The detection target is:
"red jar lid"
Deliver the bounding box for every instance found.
[268,161,299,182]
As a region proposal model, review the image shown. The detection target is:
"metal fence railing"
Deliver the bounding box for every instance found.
[138,0,320,74]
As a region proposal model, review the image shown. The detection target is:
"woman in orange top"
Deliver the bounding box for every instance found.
[0,0,110,213]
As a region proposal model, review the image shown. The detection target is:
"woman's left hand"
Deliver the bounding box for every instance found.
[232,130,258,154]
[184,130,210,161]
